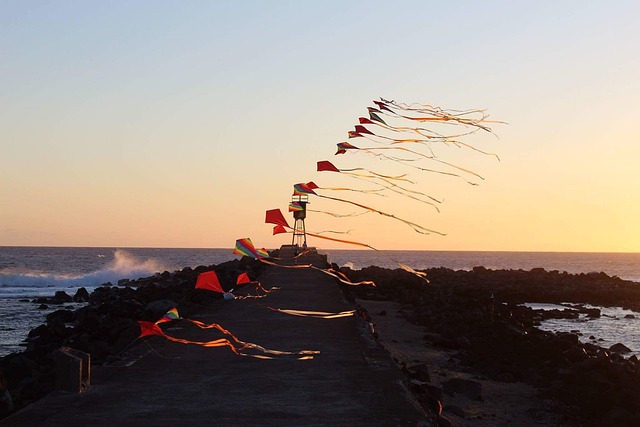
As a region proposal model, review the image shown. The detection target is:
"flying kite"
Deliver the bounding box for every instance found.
[231,97,501,286]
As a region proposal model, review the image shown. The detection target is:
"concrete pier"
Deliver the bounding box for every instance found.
[1,252,427,426]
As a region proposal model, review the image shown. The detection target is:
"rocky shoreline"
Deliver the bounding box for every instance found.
[0,257,264,420]
[340,265,640,425]
[2,261,640,425]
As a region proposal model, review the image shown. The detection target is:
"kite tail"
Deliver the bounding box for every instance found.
[339,169,415,183]
[307,209,371,218]
[266,307,356,319]
[315,194,445,236]
[340,146,480,185]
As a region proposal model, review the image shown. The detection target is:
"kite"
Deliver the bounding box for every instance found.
[195,270,237,299]
[266,307,356,319]
[273,224,288,235]
[234,238,269,259]
[288,202,304,212]
[317,160,413,183]
[233,98,501,287]
[258,215,425,284]
[236,272,252,285]
[265,209,291,228]
[195,271,224,293]
[235,271,278,297]
[137,309,318,360]
[156,307,181,324]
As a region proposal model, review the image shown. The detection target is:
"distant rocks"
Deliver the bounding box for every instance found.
[73,288,91,302]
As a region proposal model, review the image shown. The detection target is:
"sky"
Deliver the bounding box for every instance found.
[1,1,639,252]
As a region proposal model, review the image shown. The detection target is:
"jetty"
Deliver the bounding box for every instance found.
[1,250,427,426]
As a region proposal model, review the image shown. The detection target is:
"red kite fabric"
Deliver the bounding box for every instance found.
[236,272,252,285]
[353,125,375,135]
[335,142,359,154]
[195,271,224,293]
[273,224,287,235]
[138,321,164,338]
[137,316,318,360]
[265,208,290,228]
[317,160,340,173]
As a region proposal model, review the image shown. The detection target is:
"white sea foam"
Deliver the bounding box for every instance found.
[0,249,170,298]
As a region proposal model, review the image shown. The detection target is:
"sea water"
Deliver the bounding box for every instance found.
[0,247,236,355]
[1,247,640,356]
[524,303,640,357]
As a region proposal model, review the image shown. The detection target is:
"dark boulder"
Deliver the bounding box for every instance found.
[609,343,632,354]
[52,291,72,303]
[46,309,74,324]
[73,287,90,302]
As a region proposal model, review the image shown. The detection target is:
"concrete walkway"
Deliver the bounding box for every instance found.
[2,254,427,426]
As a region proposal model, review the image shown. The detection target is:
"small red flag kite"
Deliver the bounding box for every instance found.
[138,320,165,338]
[354,125,375,135]
[236,272,252,285]
[358,117,375,125]
[317,161,340,173]
[196,271,224,293]
[265,208,290,228]
[273,224,287,235]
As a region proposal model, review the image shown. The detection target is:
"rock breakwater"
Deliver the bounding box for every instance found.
[0,257,263,420]
[341,265,640,425]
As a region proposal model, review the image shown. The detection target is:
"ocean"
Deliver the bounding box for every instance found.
[1,247,640,356]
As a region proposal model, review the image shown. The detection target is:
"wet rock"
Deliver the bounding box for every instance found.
[52,291,72,303]
[583,308,601,318]
[609,343,632,354]
[46,309,74,324]
[73,287,90,302]
[553,332,580,352]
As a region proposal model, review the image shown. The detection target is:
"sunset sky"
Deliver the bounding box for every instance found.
[2,1,639,252]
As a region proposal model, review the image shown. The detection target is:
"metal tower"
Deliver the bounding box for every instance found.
[291,194,308,249]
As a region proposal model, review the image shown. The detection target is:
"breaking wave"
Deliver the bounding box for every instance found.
[0,249,171,298]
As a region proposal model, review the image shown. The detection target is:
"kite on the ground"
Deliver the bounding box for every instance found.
[195,271,224,293]
[137,308,318,360]
[234,238,269,259]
